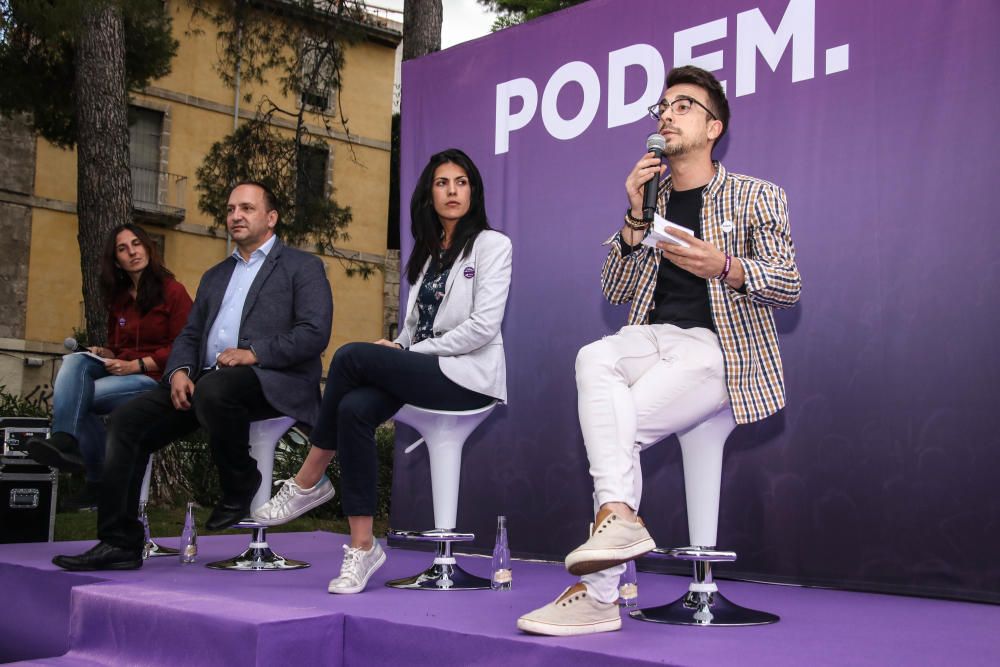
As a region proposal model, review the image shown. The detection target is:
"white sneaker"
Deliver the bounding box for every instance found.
[251,476,335,526]
[328,542,386,594]
[517,584,621,636]
[565,509,656,576]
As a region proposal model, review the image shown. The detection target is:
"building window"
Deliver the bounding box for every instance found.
[300,37,337,111]
[128,106,164,207]
[296,143,329,221]
[127,104,186,224]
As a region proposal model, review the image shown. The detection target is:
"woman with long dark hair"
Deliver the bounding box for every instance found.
[253,148,513,593]
[27,224,192,506]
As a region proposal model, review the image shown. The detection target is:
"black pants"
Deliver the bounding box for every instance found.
[311,343,493,517]
[98,367,278,550]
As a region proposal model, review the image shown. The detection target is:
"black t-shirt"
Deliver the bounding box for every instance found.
[648,186,715,331]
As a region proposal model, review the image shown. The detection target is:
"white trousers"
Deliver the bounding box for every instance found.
[575,324,730,603]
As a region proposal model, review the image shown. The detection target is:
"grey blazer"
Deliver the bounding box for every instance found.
[396,230,512,402]
[164,238,333,427]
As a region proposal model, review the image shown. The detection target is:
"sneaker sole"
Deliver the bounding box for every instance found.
[327,548,386,595]
[253,485,336,527]
[26,441,85,473]
[517,615,622,636]
[565,537,656,576]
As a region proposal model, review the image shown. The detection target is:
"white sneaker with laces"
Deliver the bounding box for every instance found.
[251,475,335,526]
[564,509,656,576]
[517,584,621,636]
[328,542,386,594]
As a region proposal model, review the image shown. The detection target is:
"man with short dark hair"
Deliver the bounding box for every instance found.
[53,181,333,571]
[518,66,801,635]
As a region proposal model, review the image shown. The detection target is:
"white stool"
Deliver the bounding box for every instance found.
[139,456,179,558]
[386,401,498,591]
[631,405,779,626]
[206,416,306,571]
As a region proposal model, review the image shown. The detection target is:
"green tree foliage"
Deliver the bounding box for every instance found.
[0,0,177,148]
[478,0,589,30]
[190,0,377,276]
[195,112,355,265]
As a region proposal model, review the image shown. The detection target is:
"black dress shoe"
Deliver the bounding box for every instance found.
[206,470,262,531]
[205,500,252,531]
[26,432,85,472]
[52,542,142,571]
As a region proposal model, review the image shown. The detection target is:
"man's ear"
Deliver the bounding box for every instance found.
[267,209,279,229]
[707,119,723,142]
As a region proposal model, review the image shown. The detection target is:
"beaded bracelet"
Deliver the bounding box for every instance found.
[716,253,732,282]
[624,208,650,230]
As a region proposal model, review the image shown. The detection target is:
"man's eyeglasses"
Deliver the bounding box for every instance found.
[647,96,717,121]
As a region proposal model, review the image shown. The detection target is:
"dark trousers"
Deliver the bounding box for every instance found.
[310,343,492,517]
[98,367,278,551]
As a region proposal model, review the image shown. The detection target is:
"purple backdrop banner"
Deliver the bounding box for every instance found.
[391,0,1000,602]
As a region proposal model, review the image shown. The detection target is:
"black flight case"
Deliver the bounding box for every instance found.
[0,417,57,543]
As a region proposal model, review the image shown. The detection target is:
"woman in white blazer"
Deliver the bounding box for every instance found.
[253,149,513,593]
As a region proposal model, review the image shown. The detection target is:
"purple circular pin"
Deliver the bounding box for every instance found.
[463,266,475,279]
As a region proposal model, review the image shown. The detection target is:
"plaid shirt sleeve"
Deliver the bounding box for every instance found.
[600,227,659,323]
[736,184,801,309]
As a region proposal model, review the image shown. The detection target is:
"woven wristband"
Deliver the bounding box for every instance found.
[717,253,732,281]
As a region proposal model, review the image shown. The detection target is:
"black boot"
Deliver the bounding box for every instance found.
[26,432,85,472]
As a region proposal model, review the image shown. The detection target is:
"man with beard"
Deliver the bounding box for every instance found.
[518,66,801,636]
[52,181,333,571]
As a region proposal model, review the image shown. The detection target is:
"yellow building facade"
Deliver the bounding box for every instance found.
[0,0,401,400]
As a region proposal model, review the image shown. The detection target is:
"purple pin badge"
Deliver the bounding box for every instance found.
[463,266,475,279]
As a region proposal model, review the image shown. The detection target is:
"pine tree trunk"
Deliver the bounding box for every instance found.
[403,0,443,61]
[75,3,132,346]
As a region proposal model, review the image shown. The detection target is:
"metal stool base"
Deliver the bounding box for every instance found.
[143,540,179,559]
[206,545,309,571]
[206,525,309,571]
[631,590,779,626]
[386,562,490,591]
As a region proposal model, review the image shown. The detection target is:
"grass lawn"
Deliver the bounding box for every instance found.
[54,504,390,542]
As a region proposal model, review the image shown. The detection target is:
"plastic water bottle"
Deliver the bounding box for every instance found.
[180,502,198,564]
[619,560,638,608]
[490,515,512,591]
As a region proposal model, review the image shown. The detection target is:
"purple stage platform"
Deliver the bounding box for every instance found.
[1,531,998,666]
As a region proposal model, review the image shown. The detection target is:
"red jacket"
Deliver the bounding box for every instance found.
[106,276,192,381]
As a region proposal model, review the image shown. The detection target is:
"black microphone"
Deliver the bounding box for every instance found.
[64,337,79,351]
[642,133,666,222]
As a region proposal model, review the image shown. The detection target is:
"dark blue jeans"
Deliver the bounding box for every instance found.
[51,353,158,481]
[310,343,492,516]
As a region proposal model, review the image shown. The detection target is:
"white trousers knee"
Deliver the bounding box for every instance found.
[575,324,730,603]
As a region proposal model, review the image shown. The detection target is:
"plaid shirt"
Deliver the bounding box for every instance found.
[601,162,801,424]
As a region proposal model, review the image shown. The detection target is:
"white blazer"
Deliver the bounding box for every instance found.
[395,230,512,403]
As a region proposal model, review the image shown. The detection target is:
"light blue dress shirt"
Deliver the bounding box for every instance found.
[203,234,277,369]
